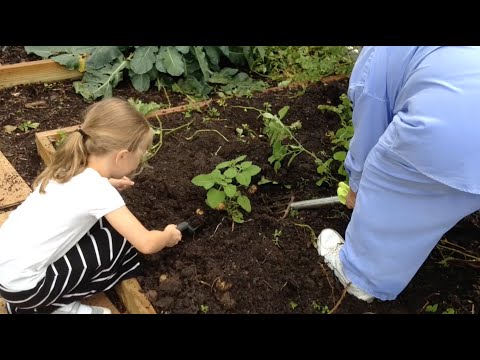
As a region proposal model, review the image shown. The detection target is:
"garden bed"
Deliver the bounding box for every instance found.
[1,72,479,314]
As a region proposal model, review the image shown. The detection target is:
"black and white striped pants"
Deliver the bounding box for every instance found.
[0,218,141,314]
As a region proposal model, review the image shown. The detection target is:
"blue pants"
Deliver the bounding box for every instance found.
[340,144,480,301]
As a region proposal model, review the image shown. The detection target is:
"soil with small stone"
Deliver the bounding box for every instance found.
[0,49,479,314]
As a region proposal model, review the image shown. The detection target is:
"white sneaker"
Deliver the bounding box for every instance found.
[51,301,112,314]
[318,228,374,303]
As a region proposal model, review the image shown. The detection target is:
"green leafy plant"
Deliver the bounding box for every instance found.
[200,305,209,314]
[25,46,267,101]
[289,301,298,310]
[273,229,282,247]
[17,120,39,133]
[318,93,354,180]
[425,304,438,313]
[312,301,330,314]
[127,98,167,116]
[192,155,261,223]
[442,308,455,314]
[237,104,337,187]
[251,46,358,84]
[51,130,69,149]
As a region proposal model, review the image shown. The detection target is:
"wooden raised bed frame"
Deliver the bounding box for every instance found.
[0,59,82,90]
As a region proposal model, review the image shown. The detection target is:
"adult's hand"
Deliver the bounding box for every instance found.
[346,189,357,209]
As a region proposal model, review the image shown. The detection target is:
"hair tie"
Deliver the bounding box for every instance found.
[76,128,87,138]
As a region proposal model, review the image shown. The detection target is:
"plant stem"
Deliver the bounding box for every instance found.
[292,222,317,248]
[185,129,229,142]
[162,85,171,108]
[436,244,480,261]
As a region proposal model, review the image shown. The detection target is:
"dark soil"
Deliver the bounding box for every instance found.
[0,46,40,65]
[0,75,479,314]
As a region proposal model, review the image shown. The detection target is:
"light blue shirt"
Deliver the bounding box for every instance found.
[345,46,480,194]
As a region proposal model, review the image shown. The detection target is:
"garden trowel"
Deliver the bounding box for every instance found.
[290,182,349,210]
[176,215,205,234]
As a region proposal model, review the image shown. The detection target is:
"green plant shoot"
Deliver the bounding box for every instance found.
[191,155,261,223]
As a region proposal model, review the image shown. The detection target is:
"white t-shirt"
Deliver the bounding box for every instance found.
[0,168,125,291]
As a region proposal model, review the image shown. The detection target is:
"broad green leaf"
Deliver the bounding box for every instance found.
[224,168,237,178]
[224,184,237,197]
[278,106,290,120]
[242,165,261,177]
[239,161,252,169]
[243,46,256,68]
[73,57,127,101]
[130,73,151,92]
[231,210,244,223]
[193,46,212,81]
[333,151,346,161]
[175,76,212,97]
[216,160,233,170]
[218,46,230,57]
[70,46,97,56]
[233,155,247,163]
[255,46,266,59]
[50,54,80,70]
[148,67,159,81]
[24,46,76,58]
[237,195,251,212]
[157,46,185,77]
[206,188,225,209]
[210,169,229,186]
[224,47,246,66]
[191,174,215,189]
[175,46,190,54]
[86,46,123,70]
[130,46,158,75]
[127,98,164,116]
[221,78,267,97]
[205,46,220,66]
[208,68,239,84]
[155,55,167,73]
[257,176,278,185]
[235,173,251,186]
[184,57,200,77]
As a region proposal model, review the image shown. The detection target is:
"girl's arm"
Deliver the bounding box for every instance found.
[105,206,182,254]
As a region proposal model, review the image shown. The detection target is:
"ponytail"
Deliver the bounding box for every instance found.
[34,129,88,193]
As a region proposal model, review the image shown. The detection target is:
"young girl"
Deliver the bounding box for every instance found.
[0,98,182,314]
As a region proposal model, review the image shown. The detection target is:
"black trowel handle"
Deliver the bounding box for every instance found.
[177,221,191,233]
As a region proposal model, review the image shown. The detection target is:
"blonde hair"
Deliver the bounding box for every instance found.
[34,98,152,193]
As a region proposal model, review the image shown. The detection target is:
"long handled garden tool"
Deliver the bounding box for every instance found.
[290,182,350,210]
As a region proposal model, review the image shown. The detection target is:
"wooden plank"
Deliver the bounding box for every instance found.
[0,211,11,226]
[35,125,79,166]
[82,293,121,314]
[146,100,212,119]
[114,278,156,314]
[0,151,31,210]
[0,298,6,314]
[0,59,82,90]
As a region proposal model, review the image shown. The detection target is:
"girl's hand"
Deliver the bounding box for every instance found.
[164,224,182,247]
[109,176,135,192]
